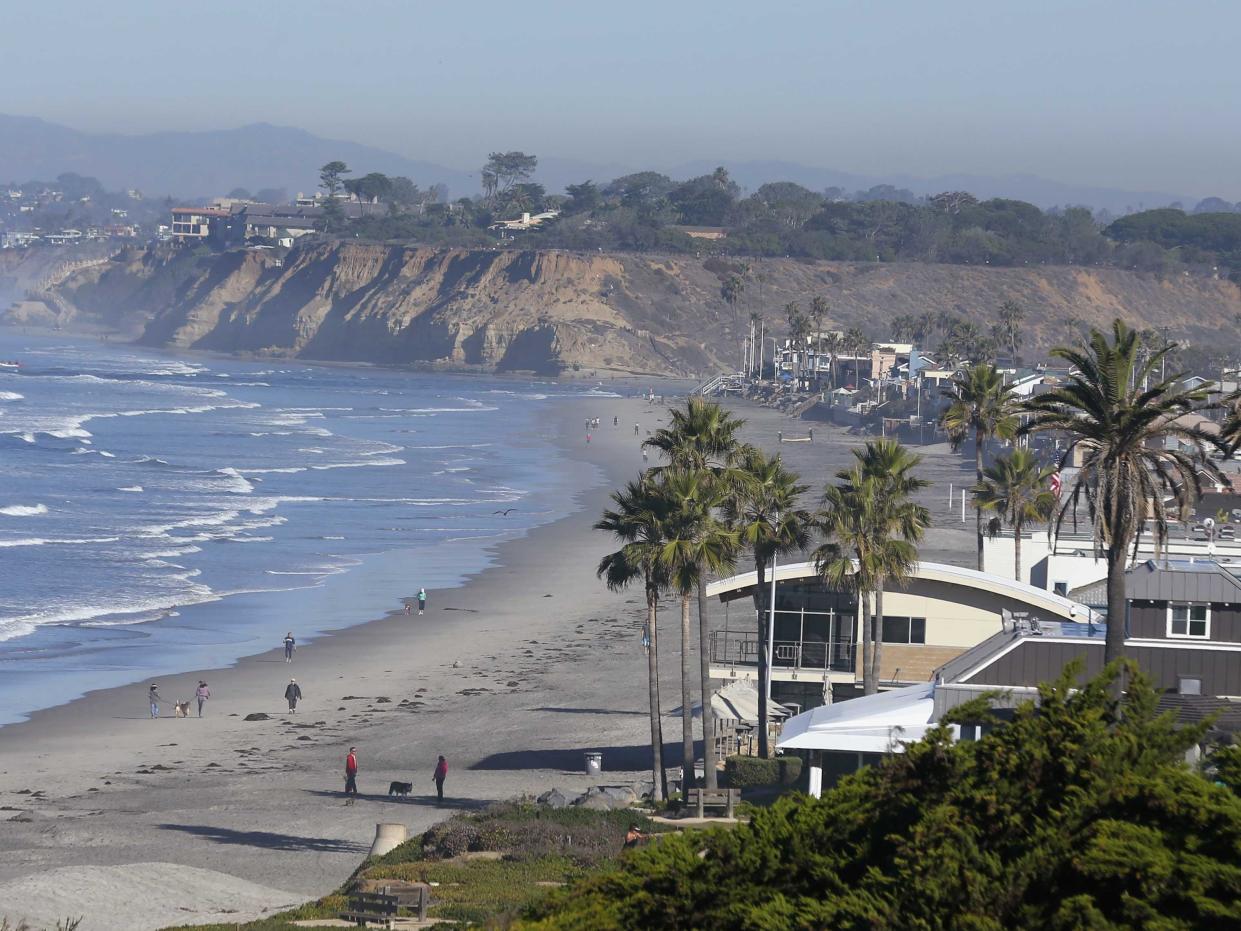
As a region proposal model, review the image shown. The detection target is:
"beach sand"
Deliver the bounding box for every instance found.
[0,394,973,930]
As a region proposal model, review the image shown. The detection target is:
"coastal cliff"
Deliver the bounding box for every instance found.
[29,242,1241,375]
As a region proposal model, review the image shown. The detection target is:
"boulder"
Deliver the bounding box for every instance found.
[572,785,637,811]
[536,788,576,809]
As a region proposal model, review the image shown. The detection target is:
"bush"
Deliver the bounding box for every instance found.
[724,754,803,789]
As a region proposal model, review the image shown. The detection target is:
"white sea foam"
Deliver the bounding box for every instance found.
[0,391,24,401]
[0,536,120,548]
[313,461,378,474]
[117,485,144,492]
[216,467,256,494]
[0,504,47,517]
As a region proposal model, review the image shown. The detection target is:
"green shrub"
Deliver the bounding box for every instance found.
[724,754,803,788]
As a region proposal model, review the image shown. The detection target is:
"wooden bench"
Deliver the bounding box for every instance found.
[341,882,430,928]
[686,786,740,819]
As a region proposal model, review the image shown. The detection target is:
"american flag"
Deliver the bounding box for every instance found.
[1050,471,1062,497]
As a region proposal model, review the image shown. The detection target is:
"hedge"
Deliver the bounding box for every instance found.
[724,754,803,789]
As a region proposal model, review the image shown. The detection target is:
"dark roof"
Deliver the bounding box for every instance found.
[1127,559,1241,604]
[1156,694,1241,735]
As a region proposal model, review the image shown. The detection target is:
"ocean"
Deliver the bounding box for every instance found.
[0,332,613,726]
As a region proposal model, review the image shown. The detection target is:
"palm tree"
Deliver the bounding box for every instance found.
[843,326,867,392]
[813,440,930,694]
[940,362,1019,572]
[596,478,672,800]
[657,470,738,791]
[1022,319,1223,665]
[644,398,745,789]
[809,296,829,383]
[821,331,842,390]
[973,449,1056,582]
[724,449,810,757]
[785,302,812,387]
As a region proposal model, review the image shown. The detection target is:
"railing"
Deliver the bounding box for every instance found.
[695,373,745,396]
[709,631,856,673]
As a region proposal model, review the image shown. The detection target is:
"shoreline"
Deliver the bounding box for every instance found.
[0,392,672,930]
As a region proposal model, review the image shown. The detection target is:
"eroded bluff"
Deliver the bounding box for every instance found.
[137,243,726,375]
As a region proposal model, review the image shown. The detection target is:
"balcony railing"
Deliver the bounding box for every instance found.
[710,630,856,673]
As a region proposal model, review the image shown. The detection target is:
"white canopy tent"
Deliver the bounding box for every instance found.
[777,682,940,795]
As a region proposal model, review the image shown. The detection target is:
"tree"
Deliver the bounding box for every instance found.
[226,187,252,200]
[785,302,812,386]
[1022,320,1223,665]
[481,151,538,202]
[564,180,601,215]
[809,296,829,380]
[940,363,1019,572]
[813,440,929,694]
[721,275,744,327]
[997,299,1025,359]
[723,449,810,757]
[319,160,350,198]
[655,470,737,791]
[843,326,867,391]
[595,478,672,800]
[973,448,1056,581]
[523,664,1241,930]
[644,398,746,789]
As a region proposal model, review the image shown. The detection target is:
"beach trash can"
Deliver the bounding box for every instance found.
[584,751,603,777]
[369,822,408,858]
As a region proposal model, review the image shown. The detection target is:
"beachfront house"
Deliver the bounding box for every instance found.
[705,561,1092,712]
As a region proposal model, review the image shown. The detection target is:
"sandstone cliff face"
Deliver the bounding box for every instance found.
[46,242,1241,376]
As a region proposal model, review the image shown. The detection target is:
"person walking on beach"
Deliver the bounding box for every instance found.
[283,632,296,663]
[284,678,302,714]
[432,755,448,804]
[195,681,211,718]
[417,588,427,615]
[148,683,163,719]
[345,747,359,804]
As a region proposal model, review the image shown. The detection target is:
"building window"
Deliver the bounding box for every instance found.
[881,616,926,644]
[1053,581,1068,597]
[1167,603,1209,639]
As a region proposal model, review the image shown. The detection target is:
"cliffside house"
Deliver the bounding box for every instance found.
[489,210,560,233]
[169,206,231,243]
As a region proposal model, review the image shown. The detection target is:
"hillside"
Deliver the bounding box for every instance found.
[31,243,1241,377]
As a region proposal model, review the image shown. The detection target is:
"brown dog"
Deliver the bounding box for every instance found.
[173,701,191,718]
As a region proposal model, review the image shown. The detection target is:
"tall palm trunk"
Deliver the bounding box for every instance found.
[697,574,718,789]
[754,556,771,758]
[1105,544,1127,667]
[679,592,695,790]
[1014,518,1023,582]
[645,582,666,801]
[860,592,875,695]
[974,426,985,571]
[872,588,885,691]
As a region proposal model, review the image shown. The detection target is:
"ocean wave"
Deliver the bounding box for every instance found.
[0,535,120,548]
[408,443,494,450]
[0,391,24,401]
[0,504,48,517]
[310,457,406,470]
[236,466,308,475]
[216,467,256,494]
[117,485,144,493]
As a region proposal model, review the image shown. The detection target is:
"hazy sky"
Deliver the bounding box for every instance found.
[3,0,1239,196]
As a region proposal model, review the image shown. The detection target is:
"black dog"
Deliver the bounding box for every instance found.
[388,780,413,798]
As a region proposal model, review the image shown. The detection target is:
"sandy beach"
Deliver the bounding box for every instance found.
[0,393,972,930]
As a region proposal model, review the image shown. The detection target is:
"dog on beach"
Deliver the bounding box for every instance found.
[388,780,413,798]
[173,701,191,718]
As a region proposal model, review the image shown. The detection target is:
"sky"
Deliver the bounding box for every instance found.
[2,0,1239,197]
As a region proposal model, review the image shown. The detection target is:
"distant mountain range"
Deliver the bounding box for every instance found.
[0,114,1194,213]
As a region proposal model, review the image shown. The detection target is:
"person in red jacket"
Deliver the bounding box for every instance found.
[344,747,359,804]
[432,755,448,804]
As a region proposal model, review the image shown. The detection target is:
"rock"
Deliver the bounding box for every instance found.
[243,713,271,721]
[375,696,391,703]
[630,779,656,800]
[537,788,577,809]
[572,785,637,811]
